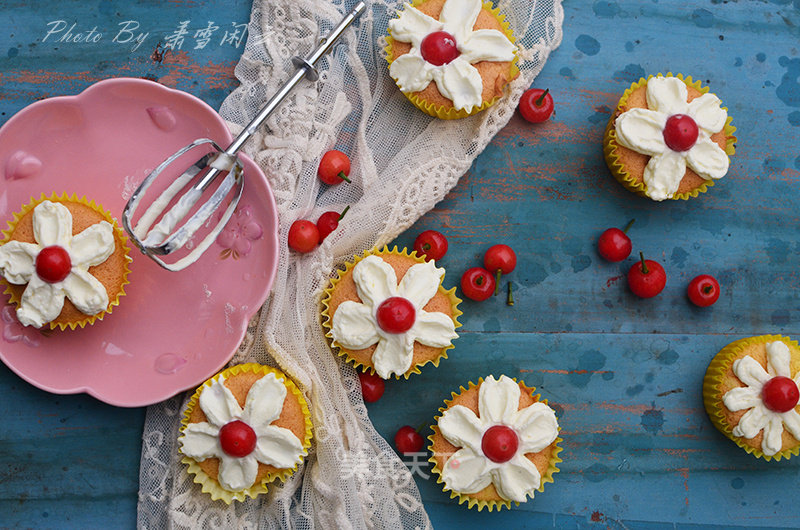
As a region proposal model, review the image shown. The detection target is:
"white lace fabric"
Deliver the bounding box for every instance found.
[137,1,563,528]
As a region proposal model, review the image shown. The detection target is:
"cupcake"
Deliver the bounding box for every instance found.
[321,246,461,379]
[429,375,562,511]
[0,193,131,330]
[703,335,800,461]
[178,363,313,503]
[603,73,736,201]
[386,0,519,119]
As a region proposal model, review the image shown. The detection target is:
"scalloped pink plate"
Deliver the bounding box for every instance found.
[0,78,279,407]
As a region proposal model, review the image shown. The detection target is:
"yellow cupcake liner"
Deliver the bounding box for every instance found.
[385,0,520,120]
[321,245,462,380]
[703,335,800,462]
[603,72,737,201]
[428,377,562,511]
[179,363,314,504]
[0,192,132,331]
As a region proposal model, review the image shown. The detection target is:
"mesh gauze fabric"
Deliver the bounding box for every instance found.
[137,1,563,528]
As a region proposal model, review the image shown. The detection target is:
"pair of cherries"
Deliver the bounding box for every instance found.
[461,244,517,302]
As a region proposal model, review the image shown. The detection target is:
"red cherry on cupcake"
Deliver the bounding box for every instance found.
[376,296,416,333]
[358,371,386,403]
[461,267,496,301]
[627,252,666,298]
[481,425,519,463]
[420,31,460,66]
[413,230,448,262]
[663,114,699,152]
[395,425,424,456]
[518,88,554,123]
[35,246,71,283]
[484,244,516,295]
[762,376,800,413]
[219,420,257,458]
[288,220,320,253]
[597,219,634,262]
[687,274,720,307]
[318,150,352,185]
[317,206,350,241]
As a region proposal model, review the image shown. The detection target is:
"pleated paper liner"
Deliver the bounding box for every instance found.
[384,0,519,120]
[179,363,313,504]
[0,192,132,330]
[703,334,800,462]
[321,245,462,379]
[603,72,737,200]
[428,377,562,511]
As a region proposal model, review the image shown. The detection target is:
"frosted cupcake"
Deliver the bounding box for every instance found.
[429,375,562,511]
[603,73,736,201]
[386,0,519,119]
[321,246,461,379]
[703,335,800,461]
[0,193,131,330]
[178,363,313,503]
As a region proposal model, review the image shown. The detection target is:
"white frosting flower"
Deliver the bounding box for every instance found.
[0,200,115,327]
[388,0,517,112]
[614,76,729,201]
[438,375,559,503]
[178,373,306,492]
[331,255,458,379]
[722,341,800,457]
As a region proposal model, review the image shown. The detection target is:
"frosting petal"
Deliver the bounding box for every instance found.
[732,356,770,389]
[642,151,686,201]
[352,255,398,309]
[331,301,380,350]
[62,268,110,316]
[439,0,481,44]
[253,425,305,469]
[513,402,559,453]
[614,108,667,156]
[478,375,520,424]
[732,405,770,439]
[685,137,729,180]
[32,201,72,248]
[389,53,436,93]
[491,455,541,502]
[372,332,413,378]
[70,221,115,269]
[17,275,65,328]
[397,260,444,310]
[687,92,727,134]
[645,76,689,115]
[411,310,458,348]
[436,57,483,113]
[179,422,221,460]
[438,404,483,453]
[441,447,492,494]
[198,376,242,428]
[460,29,517,63]
[766,341,791,378]
[0,240,38,284]
[241,373,287,432]
[781,409,800,440]
[722,386,762,412]
[762,416,784,456]
[218,454,258,491]
[389,4,443,49]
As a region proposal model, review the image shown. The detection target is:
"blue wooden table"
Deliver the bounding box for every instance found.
[2,1,800,528]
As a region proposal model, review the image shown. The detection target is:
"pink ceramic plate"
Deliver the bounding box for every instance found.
[0,78,279,407]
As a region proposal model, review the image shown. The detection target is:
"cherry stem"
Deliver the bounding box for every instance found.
[703,285,714,294]
[338,171,351,183]
[623,218,635,233]
[338,205,350,221]
[506,282,514,306]
[494,269,502,295]
[415,422,428,434]
[535,88,550,107]
[639,251,649,274]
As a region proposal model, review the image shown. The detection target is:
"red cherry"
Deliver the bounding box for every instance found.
[460,267,496,301]
[662,114,699,152]
[687,274,720,307]
[288,220,320,253]
[484,244,517,295]
[481,425,519,463]
[597,219,634,262]
[376,296,416,333]
[218,420,257,458]
[394,425,424,455]
[318,150,351,185]
[317,206,350,241]
[413,230,448,262]
[762,376,800,413]
[35,246,71,283]
[358,371,386,402]
[627,252,666,298]
[518,88,554,123]
[420,31,460,66]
